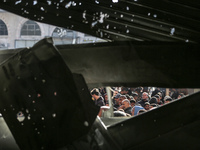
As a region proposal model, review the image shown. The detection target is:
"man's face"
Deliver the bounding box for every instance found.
[119,97,125,105]
[114,91,118,96]
[144,104,150,110]
[130,102,135,107]
[92,94,97,100]
[142,93,148,100]
[122,101,129,109]
[133,95,138,100]
[105,95,108,101]
[115,98,120,104]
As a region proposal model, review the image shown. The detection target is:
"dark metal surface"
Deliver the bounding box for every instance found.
[56,92,200,150]
[0,117,20,150]
[0,0,200,149]
[108,92,200,149]
[57,41,200,88]
[0,38,99,150]
[0,38,199,149]
[0,0,200,42]
[1,41,200,88]
[65,116,121,150]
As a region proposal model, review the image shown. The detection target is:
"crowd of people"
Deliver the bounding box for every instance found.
[90,87,187,117]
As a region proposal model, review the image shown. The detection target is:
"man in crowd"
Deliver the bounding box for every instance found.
[131,92,139,102]
[130,99,136,107]
[164,96,172,104]
[177,93,185,99]
[118,95,127,107]
[121,99,132,115]
[91,88,105,106]
[154,94,163,105]
[120,87,129,95]
[170,88,179,100]
[138,92,149,107]
[103,93,109,106]
[113,93,121,109]
[144,102,150,110]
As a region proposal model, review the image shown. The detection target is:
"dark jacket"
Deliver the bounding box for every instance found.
[138,99,149,108]
[114,104,120,109]
[124,107,132,115]
[95,96,105,106]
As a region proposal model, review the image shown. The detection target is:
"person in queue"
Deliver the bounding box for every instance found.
[138,92,149,107]
[119,99,132,115]
[113,93,121,109]
[91,88,105,107]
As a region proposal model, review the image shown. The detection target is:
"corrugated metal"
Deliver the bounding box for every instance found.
[0,0,200,42]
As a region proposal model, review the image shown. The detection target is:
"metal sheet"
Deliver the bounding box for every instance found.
[57,41,200,88]
[0,0,200,42]
[0,117,20,150]
[1,41,200,88]
[108,92,200,149]
[0,38,99,150]
[65,117,121,150]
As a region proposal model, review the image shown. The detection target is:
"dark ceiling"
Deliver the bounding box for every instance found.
[0,0,200,42]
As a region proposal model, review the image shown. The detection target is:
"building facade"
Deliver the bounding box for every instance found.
[0,10,104,50]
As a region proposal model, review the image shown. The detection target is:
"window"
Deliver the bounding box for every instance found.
[0,19,8,35]
[20,20,41,36]
[15,40,38,48]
